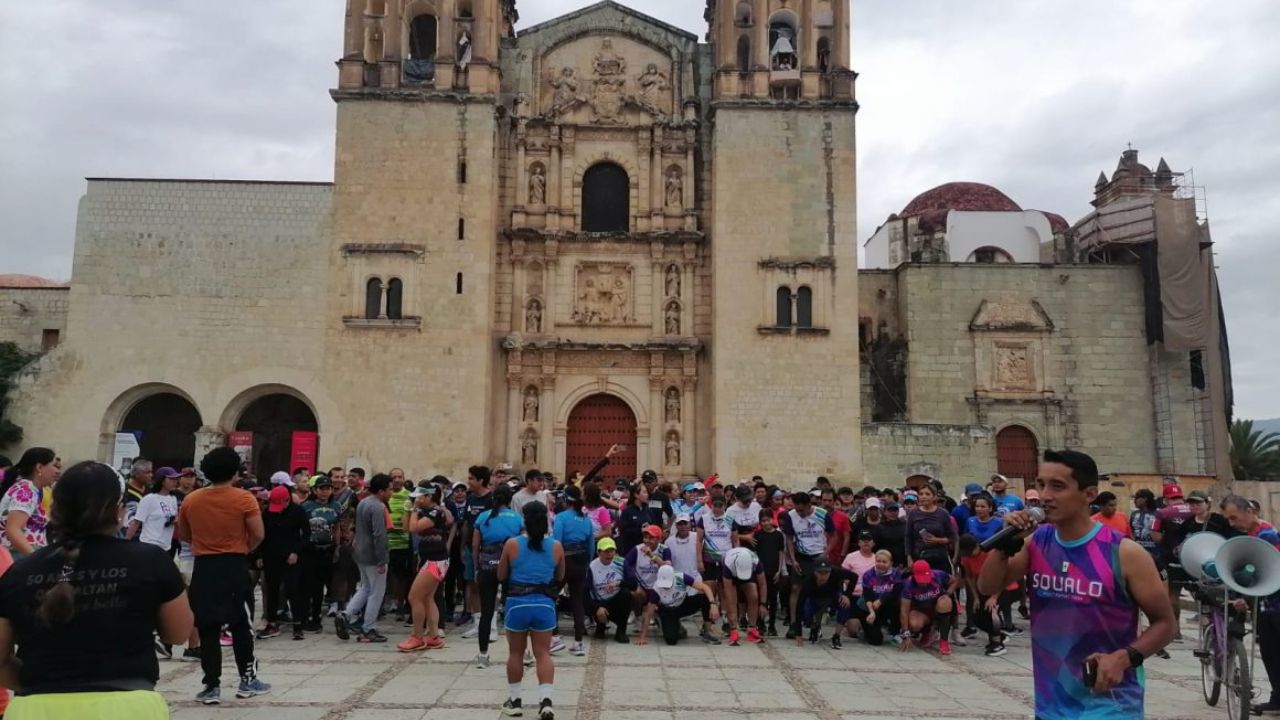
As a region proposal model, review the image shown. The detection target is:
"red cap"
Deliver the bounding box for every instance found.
[912,559,933,584]
[1162,484,1184,500]
[642,524,663,539]
[268,486,290,512]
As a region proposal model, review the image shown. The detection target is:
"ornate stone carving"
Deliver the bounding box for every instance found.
[665,264,681,299]
[665,387,681,424]
[525,298,543,333]
[970,298,1054,332]
[522,386,540,422]
[572,264,634,325]
[665,167,683,209]
[665,431,680,467]
[664,300,681,336]
[521,428,538,465]
[548,67,584,115]
[994,346,1033,390]
[636,63,670,115]
[592,38,626,76]
[528,163,546,205]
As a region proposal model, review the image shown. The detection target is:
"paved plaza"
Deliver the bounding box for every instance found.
[157,616,1239,720]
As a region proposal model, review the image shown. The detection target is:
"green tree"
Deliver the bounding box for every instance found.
[1230,419,1280,481]
[0,342,37,449]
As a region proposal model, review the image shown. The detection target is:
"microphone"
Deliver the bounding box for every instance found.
[980,506,1046,552]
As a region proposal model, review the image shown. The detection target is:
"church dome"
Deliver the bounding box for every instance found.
[900,182,1023,218]
[0,274,67,289]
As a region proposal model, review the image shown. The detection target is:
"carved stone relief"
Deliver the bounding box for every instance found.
[525,298,543,333]
[636,63,670,115]
[664,167,683,209]
[572,263,634,325]
[994,345,1034,390]
[528,163,546,205]
[521,428,539,465]
[665,264,681,299]
[664,300,681,336]
[522,386,540,422]
[665,430,680,466]
[548,67,585,116]
[664,387,681,424]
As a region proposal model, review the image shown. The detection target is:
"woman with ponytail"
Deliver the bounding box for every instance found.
[469,484,522,668]
[0,447,60,557]
[397,483,453,653]
[498,500,564,720]
[552,485,594,656]
[0,461,192,719]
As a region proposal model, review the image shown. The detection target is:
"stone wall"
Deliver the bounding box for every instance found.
[0,288,68,353]
[861,422,994,492]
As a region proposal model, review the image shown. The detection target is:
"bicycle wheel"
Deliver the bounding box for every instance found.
[1198,621,1221,706]
[1225,636,1251,720]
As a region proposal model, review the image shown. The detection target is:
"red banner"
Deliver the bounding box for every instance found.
[290,431,319,476]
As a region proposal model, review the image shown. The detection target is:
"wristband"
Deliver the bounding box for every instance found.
[990,535,1025,556]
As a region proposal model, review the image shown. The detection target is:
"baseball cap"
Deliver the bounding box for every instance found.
[912,559,933,584]
[654,564,676,589]
[809,488,823,497]
[682,483,700,493]
[452,482,467,492]
[1024,489,1040,501]
[772,489,787,499]
[857,531,874,541]
[964,482,983,497]
[814,560,833,573]
[885,502,901,511]
[155,466,180,479]
[268,486,290,512]
[675,513,692,524]
[269,471,296,488]
[641,469,658,482]
[1163,484,1185,500]
[991,473,1009,483]
[725,547,755,581]
[312,477,333,489]
[1187,490,1209,503]
[642,524,663,539]
[902,491,919,502]
[597,537,617,553]
[410,485,434,498]
[864,497,882,510]
[179,467,197,477]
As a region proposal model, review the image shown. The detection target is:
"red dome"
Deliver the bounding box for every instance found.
[0,274,67,289]
[1038,211,1069,233]
[900,182,1022,218]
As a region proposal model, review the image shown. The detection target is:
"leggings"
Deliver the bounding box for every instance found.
[443,541,464,616]
[657,595,711,646]
[589,592,632,633]
[852,596,899,645]
[763,573,780,627]
[302,545,334,624]
[477,568,501,655]
[262,554,304,627]
[562,554,588,642]
[974,591,1016,643]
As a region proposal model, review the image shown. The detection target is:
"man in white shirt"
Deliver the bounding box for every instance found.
[129,466,180,550]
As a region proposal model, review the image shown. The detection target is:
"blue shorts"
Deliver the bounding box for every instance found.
[462,549,476,581]
[504,595,557,633]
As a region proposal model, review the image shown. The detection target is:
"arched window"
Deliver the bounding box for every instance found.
[996,426,1040,482]
[582,162,630,232]
[737,35,751,73]
[386,278,404,320]
[968,246,1014,264]
[406,13,438,83]
[735,1,753,26]
[796,286,813,328]
[365,278,384,319]
[816,36,832,73]
[768,12,798,71]
[776,286,793,327]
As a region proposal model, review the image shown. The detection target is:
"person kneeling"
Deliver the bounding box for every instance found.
[637,566,720,646]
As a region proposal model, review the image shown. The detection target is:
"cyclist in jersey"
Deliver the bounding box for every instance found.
[586,538,631,644]
[979,450,1175,720]
[498,501,564,720]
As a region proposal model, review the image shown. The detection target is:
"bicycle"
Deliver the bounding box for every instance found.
[1192,582,1253,720]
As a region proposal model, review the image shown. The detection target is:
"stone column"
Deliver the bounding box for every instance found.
[684,133,696,217]
[512,256,526,332]
[560,129,575,220]
[650,376,667,478]
[194,427,226,465]
[516,138,528,208]
[754,0,768,67]
[545,241,559,331]
[540,378,556,474]
[549,129,562,228]
[506,379,523,465]
[649,128,662,219]
[801,0,816,67]
[681,378,696,479]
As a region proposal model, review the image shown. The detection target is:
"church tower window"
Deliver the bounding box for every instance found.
[737,35,752,74]
[796,286,814,328]
[405,12,438,83]
[768,12,799,71]
[365,277,384,319]
[582,162,630,233]
[776,286,793,327]
[386,278,404,320]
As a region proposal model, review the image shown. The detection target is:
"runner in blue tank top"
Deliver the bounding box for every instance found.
[978,449,1175,720]
[498,500,564,720]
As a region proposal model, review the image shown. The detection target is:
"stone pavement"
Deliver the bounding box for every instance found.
[157,617,1249,720]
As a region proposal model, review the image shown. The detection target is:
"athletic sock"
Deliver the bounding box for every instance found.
[509,683,522,701]
[539,684,554,702]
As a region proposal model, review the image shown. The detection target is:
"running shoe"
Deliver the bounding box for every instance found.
[424,636,446,650]
[303,621,323,633]
[807,626,820,644]
[292,626,305,641]
[785,623,800,640]
[256,623,281,640]
[327,603,338,618]
[614,629,630,644]
[984,642,1007,657]
[155,639,173,660]
[538,698,555,720]
[548,637,567,654]
[727,629,741,646]
[220,631,233,647]
[960,626,978,639]
[747,627,764,644]
[502,698,524,717]
[831,634,842,650]
[1155,648,1171,659]
[181,647,202,662]
[235,677,272,699]
[594,623,608,640]
[766,623,778,637]
[1017,604,1029,620]
[461,622,481,639]
[939,639,952,656]
[334,615,351,641]
[195,685,221,705]
[1006,625,1025,637]
[569,641,586,656]
[359,629,389,643]
[397,635,428,652]
[474,653,491,668]
[700,629,722,645]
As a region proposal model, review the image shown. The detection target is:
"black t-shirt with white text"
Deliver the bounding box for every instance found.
[0,536,184,694]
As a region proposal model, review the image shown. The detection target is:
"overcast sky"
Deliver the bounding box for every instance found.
[1,0,1277,418]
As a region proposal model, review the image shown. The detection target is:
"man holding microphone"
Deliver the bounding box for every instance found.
[979,450,1175,720]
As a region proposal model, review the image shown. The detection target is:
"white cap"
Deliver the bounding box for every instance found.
[675,513,692,524]
[270,471,295,488]
[864,497,882,509]
[724,547,755,581]
[654,564,676,589]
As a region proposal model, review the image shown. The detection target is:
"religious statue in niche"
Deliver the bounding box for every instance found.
[636,63,670,115]
[665,168,683,209]
[457,30,472,70]
[665,265,681,299]
[522,387,539,422]
[572,264,634,325]
[665,431,680,467]
[521,429,538,465]
[525,298,542,333]
[548,67,584,115]
[665,387,681,424]
[664,301,681,335]
[528,163,546,205]
[995,346,1033,389]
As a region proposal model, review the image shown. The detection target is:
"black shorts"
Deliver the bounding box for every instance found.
[796,553,823,579]
[702,560,722,582]
[1167,563,1193,589]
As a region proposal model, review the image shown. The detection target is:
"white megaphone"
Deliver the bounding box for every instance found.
[1216,535,1280,598]
[1180,532,1226,581]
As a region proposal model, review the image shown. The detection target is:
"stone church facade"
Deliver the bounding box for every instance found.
[4,1,1230,493]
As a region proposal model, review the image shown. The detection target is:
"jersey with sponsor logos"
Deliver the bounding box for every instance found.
[587,556,626,601]
[697,511,735,560]
[781,508,834,557]
[1027,522,1141,720]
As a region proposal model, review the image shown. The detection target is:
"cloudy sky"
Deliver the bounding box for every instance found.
[1,0,1277,418]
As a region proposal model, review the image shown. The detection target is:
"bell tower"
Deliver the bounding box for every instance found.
[337,0,516,94]
[705,0,862,484]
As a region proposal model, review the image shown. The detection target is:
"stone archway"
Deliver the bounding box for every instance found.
[226,389,319,477]
[118,392,202,470]
[565,393,637,481]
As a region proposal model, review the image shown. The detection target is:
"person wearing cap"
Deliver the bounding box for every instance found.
[1024,488,1042,509]
[672,482,705,518]
[695,494,735,590]
[126,466,180,547]
[720,546,765,645]
[897,559,960,654]
[793,559,858,646]
[851,496,882,539]
[398,484,454,652]
[260,484,308,641]
[726,485,763,546]
[1185,490,1229,536]
[988,474,1024,517]
[872,501,907,568]
[781,491,835,639]
[1151,483,1197,641]
[980,450,1175,719]
[468,484,522,665]
[952,482,984,528]
[586,538,631,643]
[665,513,702,583]
[831,532,878,648]
[637,564,720,646]
[299,476,340,632]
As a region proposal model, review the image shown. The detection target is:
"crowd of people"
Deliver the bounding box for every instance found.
[0,441,1275,719]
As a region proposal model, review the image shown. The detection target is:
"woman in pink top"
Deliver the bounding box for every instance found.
[832,532,878,648]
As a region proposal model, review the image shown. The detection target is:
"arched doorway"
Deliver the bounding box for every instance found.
[582,162,630,232]
[566,394,637,481]
[119,393,202,470]
[234,394,319,477]
[996,425,1039,482]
